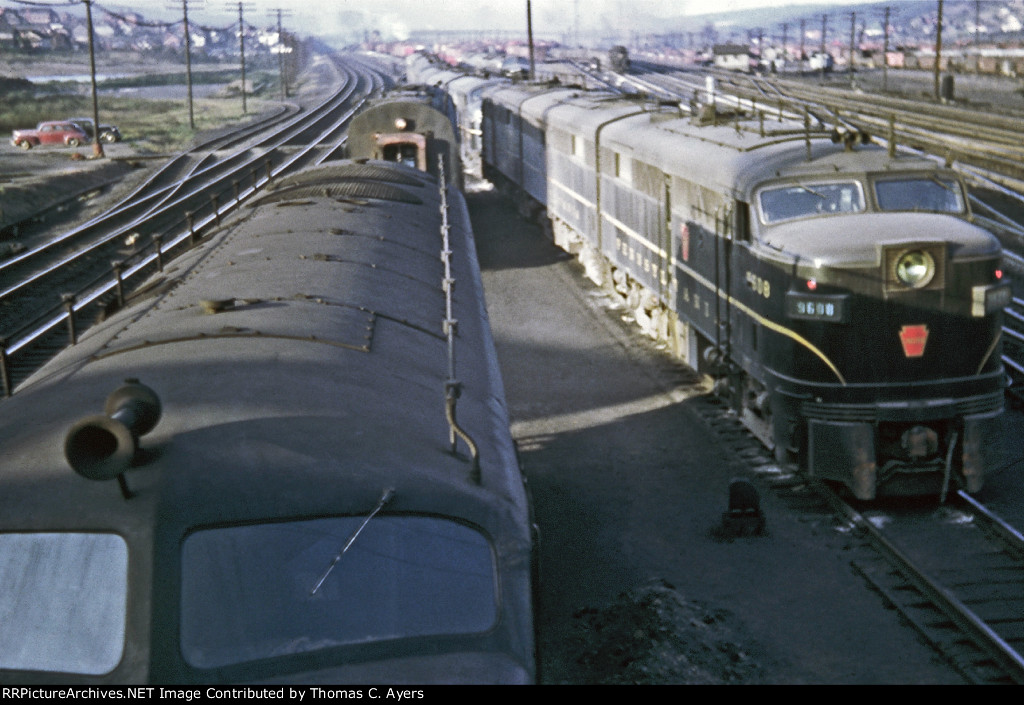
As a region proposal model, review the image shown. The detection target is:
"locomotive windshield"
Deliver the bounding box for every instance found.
[0,533,128,675]
[758,181,865,223]
[180,515,498,669]
[874,176,966,213]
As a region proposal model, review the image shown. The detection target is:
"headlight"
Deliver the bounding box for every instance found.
[894,250,935,288]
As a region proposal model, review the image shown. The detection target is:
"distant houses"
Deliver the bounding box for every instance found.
[712,44,751,72]
[0,6,281,59]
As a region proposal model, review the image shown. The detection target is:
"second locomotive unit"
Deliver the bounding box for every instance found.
[473,77,1010,500]
[0,98,535,683]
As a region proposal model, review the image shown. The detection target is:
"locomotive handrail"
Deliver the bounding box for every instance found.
[438,154,480,479]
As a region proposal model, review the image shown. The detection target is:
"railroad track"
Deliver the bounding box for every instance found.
[0,52,389,395]
[826,488,1024,684]
[693,392,1024,684]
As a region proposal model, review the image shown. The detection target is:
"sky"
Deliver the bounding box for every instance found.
[62,0,889,42]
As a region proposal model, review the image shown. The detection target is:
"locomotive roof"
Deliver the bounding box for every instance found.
[446,74,505,102]
[533,90,952,198]
[483,82,585,121]
[530,90,644,131]
[613,117,945,196]
[1,161,526,532]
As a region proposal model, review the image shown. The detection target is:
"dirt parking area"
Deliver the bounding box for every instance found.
[0,140,149,241]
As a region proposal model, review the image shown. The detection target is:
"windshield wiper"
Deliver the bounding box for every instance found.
[309,487,395,596]
[796,183,827,199]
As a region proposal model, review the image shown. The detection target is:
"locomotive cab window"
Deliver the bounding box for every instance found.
[383,142,420,169]
[874,176,966,214]
[0,532,128,675]
[180,515,499,669]
[757,181,865,224]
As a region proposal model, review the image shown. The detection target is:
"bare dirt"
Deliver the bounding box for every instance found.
[560,579,765,684]
[0,149,143,238]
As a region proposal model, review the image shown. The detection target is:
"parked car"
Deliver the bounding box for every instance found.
[10,121,89,149]
[67,117,122,143]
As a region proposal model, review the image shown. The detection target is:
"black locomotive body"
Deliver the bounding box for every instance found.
[478,83,1009,500]
[0,102,534,683]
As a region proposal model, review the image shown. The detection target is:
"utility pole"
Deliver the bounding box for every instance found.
[883,6,891,93]
[800,19,806,74]
[848,12,857,85]
[83,0,103,157]
[184,0,196,129]
[934,0,944,101]
[269,9,293,99]
[819,14,828,80]
[166,0,198,130]
[574,0,580,48]
[228,3,254,114]
[781,22,789,67]
[528,0,536,80]
[975,0,981,49]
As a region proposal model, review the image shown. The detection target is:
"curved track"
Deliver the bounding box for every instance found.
[0,52,390,394]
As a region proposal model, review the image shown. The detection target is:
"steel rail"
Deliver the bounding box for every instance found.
[2,56,385,371]
[821,486,1024,684]
[0,64,364,309]
[956,490,1024,559]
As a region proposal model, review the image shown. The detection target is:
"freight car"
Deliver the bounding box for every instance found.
[479,84,1009,501]
[0,102,535,683]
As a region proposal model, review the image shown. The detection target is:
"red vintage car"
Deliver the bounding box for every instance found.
[11,121,89,149]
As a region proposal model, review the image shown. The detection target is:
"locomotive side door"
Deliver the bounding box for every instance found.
[670,176,731,371]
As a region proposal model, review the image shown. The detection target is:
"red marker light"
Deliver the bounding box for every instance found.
[806,279,817,291]
[996,269,1004,280]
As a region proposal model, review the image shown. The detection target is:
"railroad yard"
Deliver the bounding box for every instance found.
[2,51,1024,684]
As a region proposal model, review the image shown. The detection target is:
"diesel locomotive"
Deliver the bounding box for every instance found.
[0,99,535,683]
[466,72,1009,500]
